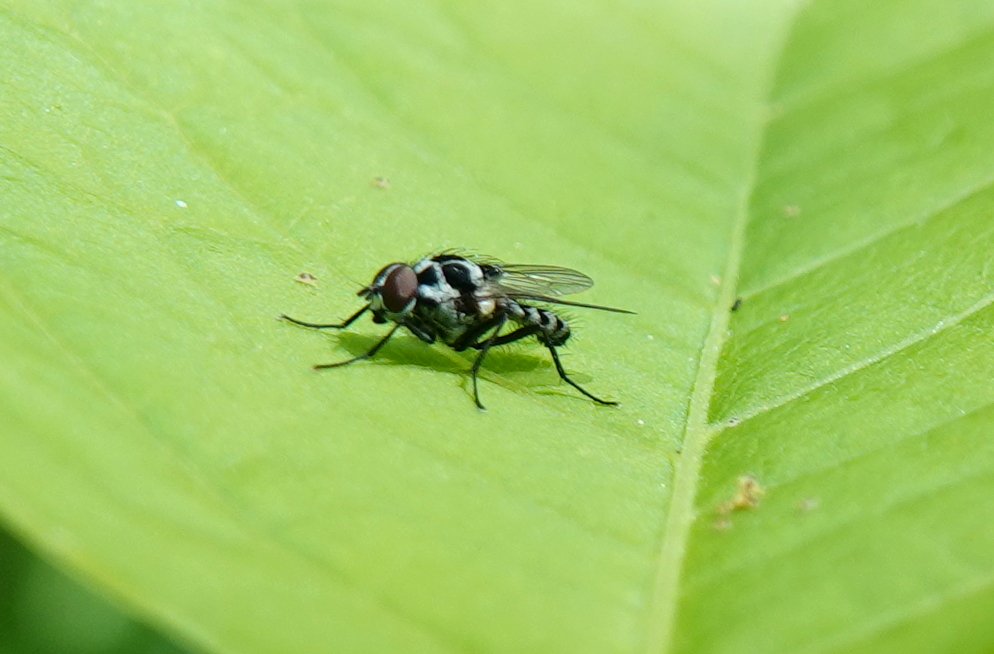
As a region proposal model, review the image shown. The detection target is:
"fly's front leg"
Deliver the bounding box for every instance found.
[281,305,370,329]
[313,324,402,369]
[402,319,437,344]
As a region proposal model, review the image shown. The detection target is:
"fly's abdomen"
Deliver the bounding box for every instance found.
[514,304,570,347]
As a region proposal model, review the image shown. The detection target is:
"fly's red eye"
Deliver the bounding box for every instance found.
[381,265,418,313]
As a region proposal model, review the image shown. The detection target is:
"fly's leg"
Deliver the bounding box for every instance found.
[467,325,617,406]
[314,324,401,369]
[402,320,437,344]
[450,314,505,351]
[468,314,509,410]
[467,324,540,349]
[282,304,400,369]
[280,305,369,329]
[545,344,618,406]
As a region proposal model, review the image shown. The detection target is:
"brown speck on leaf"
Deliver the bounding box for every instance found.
[731,298,743,312]
[798,497,820,512]
[782,204,801,218]
[295,272,318,286]
[710,275,721,285]
[717,474,764,516]
[372,177,390,189]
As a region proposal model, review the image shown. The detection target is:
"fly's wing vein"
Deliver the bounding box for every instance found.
[493,264,594,297]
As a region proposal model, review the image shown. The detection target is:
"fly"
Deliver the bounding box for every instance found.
[280,253,634,409]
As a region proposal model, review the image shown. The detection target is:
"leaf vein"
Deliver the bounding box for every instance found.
[797,573,994,654]
[721,290,994,427]
[742,170,994,300]
[691,403,994,590]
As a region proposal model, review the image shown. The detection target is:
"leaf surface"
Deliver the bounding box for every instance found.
[1,1,993,653]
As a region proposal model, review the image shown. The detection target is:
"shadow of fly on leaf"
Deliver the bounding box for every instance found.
[281,253,633,410]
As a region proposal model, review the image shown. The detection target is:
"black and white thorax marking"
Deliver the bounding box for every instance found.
[282,253,632,409]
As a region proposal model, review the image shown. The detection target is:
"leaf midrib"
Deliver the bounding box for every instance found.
[641,12,796,649]
[642,96,764,654]
[645,11,994,652]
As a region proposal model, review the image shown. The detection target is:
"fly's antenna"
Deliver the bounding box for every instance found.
[341,270,364,288]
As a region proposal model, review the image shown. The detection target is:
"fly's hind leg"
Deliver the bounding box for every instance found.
[545,344,618,406]
[467,324,540,348]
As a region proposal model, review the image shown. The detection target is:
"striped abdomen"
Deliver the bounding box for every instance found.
[510,303,571,347]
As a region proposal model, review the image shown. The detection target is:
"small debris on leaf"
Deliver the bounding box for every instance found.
[295,272,318,286]
[717,474,764,516]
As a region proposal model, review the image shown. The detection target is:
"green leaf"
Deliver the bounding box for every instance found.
[2,1,993,653]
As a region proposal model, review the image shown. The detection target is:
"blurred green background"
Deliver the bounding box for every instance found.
[0,523,190,654]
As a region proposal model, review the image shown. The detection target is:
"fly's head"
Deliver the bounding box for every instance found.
[359,263,419,323]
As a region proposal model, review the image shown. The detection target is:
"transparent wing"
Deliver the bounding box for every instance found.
[494,264,594,297]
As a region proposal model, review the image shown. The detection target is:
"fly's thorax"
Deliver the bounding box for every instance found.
[414,255,488,295]
[430,254,486,288]
[412,255,498,326]
[412,257,460,308]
